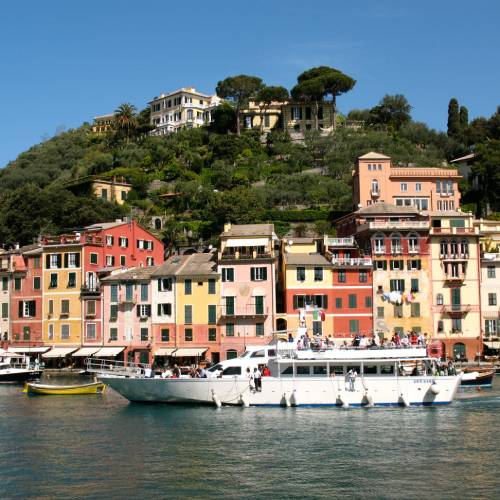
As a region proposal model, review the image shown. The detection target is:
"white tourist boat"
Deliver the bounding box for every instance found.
[89,339,462,408]
[0,349,43,383]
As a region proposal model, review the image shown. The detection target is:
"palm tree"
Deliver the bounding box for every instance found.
[113,103,138,142]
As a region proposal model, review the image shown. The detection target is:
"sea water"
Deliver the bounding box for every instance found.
[0,381,499,499]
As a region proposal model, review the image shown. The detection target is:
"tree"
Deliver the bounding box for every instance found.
[369,94,412,131]
[447,98,460,138]
[291,79,325,130]
[297,66,356,129]
[209,103,237,134]
[471,140,500,216]
[255,86,289,132]
[114,103,138,142]
[216,75,263,136]
[459,105,469,131]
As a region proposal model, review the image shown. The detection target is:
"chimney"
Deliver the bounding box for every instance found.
[224,222,232,233]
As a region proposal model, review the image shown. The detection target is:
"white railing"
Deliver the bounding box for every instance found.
[324,236,355,247]
[331,257,372,266]
[85,358,150,378]
[369,221,430,230]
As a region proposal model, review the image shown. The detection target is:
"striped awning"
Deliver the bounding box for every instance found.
[173,348,207,357]
[8,347,50,354]
[94,347,125,357]
[154,348,177,356]
[484,341,500,349]
[43,347,78,358]
[72,347,101,357]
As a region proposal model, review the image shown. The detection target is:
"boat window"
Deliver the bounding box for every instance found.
[281,365,293,375]
[380,365,394,375]
[222,366,241,376]
[296,366,310,376]
[240,352,251,358]
[208,363,223,372]
[346,366,360,374]
[313,365,327,376]
[329,365,344,376]
[363,365,378,375]
[267,349,276,357]
[250,350,266,358]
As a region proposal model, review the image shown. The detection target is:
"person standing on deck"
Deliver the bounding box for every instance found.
[253,367,262,392]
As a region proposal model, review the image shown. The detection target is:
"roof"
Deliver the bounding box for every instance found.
[101,266,158,282]
[285,253,332,267]
[151,255,191,277]
[3,243,41,255]
[450,153,476,163]
[84,221,128,231]
[357,202,419,215]
[174,252,218,277]
[221,223,275,238]
[358,151,391,160]
[424,210,472,218]
[284,237,315,244]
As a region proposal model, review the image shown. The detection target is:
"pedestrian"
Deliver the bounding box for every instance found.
[348,368,357,391]
[247,367,255,392]
[262,365,271,377]
[253,367,262,392]
[172,364,181,378]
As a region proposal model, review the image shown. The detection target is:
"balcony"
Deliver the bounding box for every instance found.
[369,220,430,230]
[331,257,372,267]
[440,253,469,261]
[440,305,471,315]
[443,273,466,283]
[324,236,355,247]
[119,294,136,304]
[430,227,478,235]
[219,250,274,261]
[370,189,380,197]
[374,247,386,255]
[81,283,101,297]
[481,252,500,262]
[219,305,269,318]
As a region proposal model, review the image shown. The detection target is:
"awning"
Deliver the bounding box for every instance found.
[484,341,500,349]
[154,348,177,356]
[72,347,101,357]
[8,347,50,354]
[94,347,125,357]
[226,237,268,247]
[43,347,78,358]
[173,348,207,357]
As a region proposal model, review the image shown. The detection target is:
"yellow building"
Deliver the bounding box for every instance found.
[241,100,283,132]
[282,101,334,134]
[429,211,482,361]
[92,178,132,205]
[42,236,84,350]
[92,113,115,133]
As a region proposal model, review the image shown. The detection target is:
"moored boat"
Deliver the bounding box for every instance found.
[0,350,43,383]
[23,381,106,395]
[460,368,495,388]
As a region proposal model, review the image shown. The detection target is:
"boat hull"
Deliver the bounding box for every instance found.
[101,375,461,407]
[0,370,43,384]
[24,381,106,395]
[460,371,494,388]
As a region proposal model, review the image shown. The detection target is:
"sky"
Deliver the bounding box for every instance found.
[0,0,498,168]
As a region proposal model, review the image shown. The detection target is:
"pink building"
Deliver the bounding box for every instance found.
[218,223,277,357]
[352,152,461,212]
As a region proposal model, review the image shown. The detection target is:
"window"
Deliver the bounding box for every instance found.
[33,256,41,269]
[314,267,323,281]
[390,234,402,254]
[90,253,98,265]
[48,324,54,340]
[415,183,422,192]
[313,295,328,308]
[23,326,30,341]
[389,279,405,292]
[359,270,367,283]
[377,306,384,318]
[120,256,126,267]
[106,255,115,267]
[137,304,151,318]
[61,324,70,340]
[125,283,133,301]
[110,284,118,302]
[14,278,21,291]
[349,320,359,333]
[390,260,403,271]
[487,266,496,278]
[140,328,149,342]
[335,298,342,309]
[208,278,216,294]
[109,327,118,341]
[119,237,128,248]
[224,296,235,315]
[86,323,96,340]
[296,267,306,281]
[60,299,70,315]
[411,279,419,292]
[48,299,54,315]
[33,277,41,290]
[1,303,7,318]
[160,328,170,342]
[255,323,265,337]
[208,328,217,341]
[158,278,173,291]
[488,293,497,306]
[411,303,420,317]
[87,300,96,316]
[67,272,76,288]
[185,305,193,324]
[158,303,172,316]
[460,240,469,256]
[373,234,385,254]
[401,183,408,192]
[312,321,322,335]
[251,267,267,281]
[408,260,421,271]
[208,305,217,324]
[452,318,462,333]
[365,296,372,308]
[49,273,58,288]
[146,257,154,266]
[374,260,387,270]
[436,293,444,306]
[21,300,36,318]
[48,253,61,269]
[106,235,114,246]
[408,234,419,253]
[140,283,148,302]
[338,270,346,283]
[348,294,357,308]
[67,253,79,268]
[2,277,8,290]
[437,320,444,333]
[222,268,234,282]
[394,304,403,318]
[485,320,498,337]
[371,179,379,194]
[184,279,192,295]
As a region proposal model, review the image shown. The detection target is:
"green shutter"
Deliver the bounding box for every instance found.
[255,296,264,315]
[208,305,216,324]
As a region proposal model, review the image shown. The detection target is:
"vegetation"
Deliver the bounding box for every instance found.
[0,67,498,247]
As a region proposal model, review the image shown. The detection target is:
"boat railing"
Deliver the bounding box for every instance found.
[276,344,428,359]
[85,358,150,378]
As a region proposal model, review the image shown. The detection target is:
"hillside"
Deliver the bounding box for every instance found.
[0,101,498,247]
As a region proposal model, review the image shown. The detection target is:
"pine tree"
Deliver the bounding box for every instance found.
[447,98,460,137]
[459,105,469,131]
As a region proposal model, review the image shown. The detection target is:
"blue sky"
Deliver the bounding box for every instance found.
[0,0,498,168]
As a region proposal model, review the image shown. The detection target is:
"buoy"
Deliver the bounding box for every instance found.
[399,394,411,407]
[283,393,292,407]
[363,392,374,407]
[430,383,440,395]
[290,389,299,406]
[240,394,250,408]
[337,394,349,408]
[211,390,222,408]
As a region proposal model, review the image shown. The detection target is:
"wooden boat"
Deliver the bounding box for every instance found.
[460,368,495,388]
[23,381,106,395]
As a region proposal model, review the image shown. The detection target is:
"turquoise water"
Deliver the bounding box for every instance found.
[0,380,499,499]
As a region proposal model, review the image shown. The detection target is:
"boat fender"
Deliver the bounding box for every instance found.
[337,394,349,408]
[429,383,440,395]
[399,394,411,408]
[211,390,222,408]
[283,393,292,407]
[290,389,299,407]
[240,394,250,408]
[363,392,374,407]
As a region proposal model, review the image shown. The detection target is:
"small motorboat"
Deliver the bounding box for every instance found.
[23,381,106,395]
[460,368,495,388]
[0,350,43,383]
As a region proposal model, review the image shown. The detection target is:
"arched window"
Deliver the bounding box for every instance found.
[390,233,402,254]
[408,233,419,253]
[154,218,162,230]
[453,342,466,361]
[226,349,238,360]
[440,240,448,257]
[450,239,458,256]
[436,293,444,305]
[371,179,379,195]
[460,239,469,256]
[373,233,385,254]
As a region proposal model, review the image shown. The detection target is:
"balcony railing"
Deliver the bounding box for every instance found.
[219,305,269,317]
[81,283,101,296]
[119,294,136,304]
[443,273,466,282]
[324,236,355,247]
[481,252,500,261]
[331,257,372,267]
[440,253,469,260]
[430,227,478,235]
[369,220,430,230]
[219,250,274,260]
[370,189,380,197]
[440,305,471,314]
